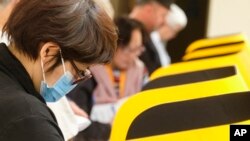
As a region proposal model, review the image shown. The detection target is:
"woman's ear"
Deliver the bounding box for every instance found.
[40,42,60,71]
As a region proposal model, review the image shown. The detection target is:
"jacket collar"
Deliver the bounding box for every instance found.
[0,43,45,103]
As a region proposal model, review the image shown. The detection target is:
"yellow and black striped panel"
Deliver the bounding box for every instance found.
[128,121,250,141]
[110,72,248,141]
[183,46,241,61]
[150,49,250,88]
[182,33,250,61]
[143,66,235,91]
[185,33,247,54]
[127,91,250,140]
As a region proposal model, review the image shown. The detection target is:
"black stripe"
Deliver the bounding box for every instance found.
[190,41,244,52]
[184,52,237,61]
[126,91,250,140]
[143,66,236,91]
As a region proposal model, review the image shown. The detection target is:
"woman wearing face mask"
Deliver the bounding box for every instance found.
[0,0,117,141]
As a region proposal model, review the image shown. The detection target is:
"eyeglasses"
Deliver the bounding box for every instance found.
[70,60,92,85]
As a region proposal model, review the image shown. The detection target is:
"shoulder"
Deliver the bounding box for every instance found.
[0,89,63,140]
[1,115,64,141]
[1,88,53,118]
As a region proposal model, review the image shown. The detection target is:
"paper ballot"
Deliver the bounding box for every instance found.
[90,97,128,124]
[47,97,92,140]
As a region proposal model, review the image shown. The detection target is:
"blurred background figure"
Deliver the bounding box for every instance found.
[0,0,18,44]
[129,0,175,74]
[151,3,187,67]
[68,16,147,141]
[91,17,146,104]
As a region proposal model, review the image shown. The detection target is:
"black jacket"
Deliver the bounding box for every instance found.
[0,43,64,141]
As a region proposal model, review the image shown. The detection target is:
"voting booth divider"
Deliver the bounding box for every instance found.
[110,34,250,141]
[110,65,250,141]
[184,33,247,54]
[150,36,250,88]
[182,33,250,61]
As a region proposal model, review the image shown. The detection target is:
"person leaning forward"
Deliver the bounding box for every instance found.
[0,0,117,141]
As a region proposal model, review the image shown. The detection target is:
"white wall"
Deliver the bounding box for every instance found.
[207,0,250,39]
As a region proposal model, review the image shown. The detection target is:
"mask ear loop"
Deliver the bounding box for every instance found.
[59,49,66,75]
[41,59,47,83]
[41,49,66,83]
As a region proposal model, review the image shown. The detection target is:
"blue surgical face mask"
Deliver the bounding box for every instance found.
[40,50,77,102]
[40,71,77,102]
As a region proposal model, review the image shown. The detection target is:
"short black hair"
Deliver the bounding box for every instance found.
[136,0,175,9]
[115,16,144,49]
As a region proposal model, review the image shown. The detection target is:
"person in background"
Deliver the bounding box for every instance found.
[151,3,188,66]
[67,16,147,141]
[0,0,117,141]
[91,17,146,104]
[129,0,175,74]
[0,0,18,44]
